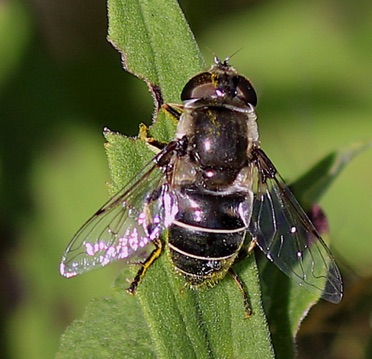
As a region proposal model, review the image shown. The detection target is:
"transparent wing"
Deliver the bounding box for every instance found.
[249,148,343,303]
[60,145,179,278]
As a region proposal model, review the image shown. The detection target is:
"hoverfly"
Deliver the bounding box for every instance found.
[60,57,343,316]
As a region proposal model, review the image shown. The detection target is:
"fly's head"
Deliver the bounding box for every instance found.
[181,57,257,107]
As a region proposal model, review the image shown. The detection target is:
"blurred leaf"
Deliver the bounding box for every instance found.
[57,290,156,359]
[290,141,372,209]
[258,141,372,358]
[0,1,31,91]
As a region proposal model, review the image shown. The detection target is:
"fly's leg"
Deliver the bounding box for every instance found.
[127,238,163,295]
[162,103,183,121]
[237,237,257,260]
[148,82,182,121]
[126,187,164,295]
[229,268,252,318]
[126,135,188,294]
[139,124,168,152]
[126,180,170,294]
[247,238,257,253]
[138,103,183,153]
[227,238,258,318]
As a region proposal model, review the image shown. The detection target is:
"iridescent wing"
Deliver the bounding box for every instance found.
[60,143,179,278]
[248,148,343,303]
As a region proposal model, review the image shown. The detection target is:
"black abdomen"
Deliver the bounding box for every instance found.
[168,186,246,286]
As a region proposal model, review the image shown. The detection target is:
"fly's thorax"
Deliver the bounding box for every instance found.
[175,99,258,190]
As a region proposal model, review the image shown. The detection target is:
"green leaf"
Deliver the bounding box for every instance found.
[258,259,320,359]
[57,258,274,359]
[105,130,275,359]
[58,129,275,359]
[290,141,372,210]
[257,141,372,358]
[59,1,366,358]
[58,1,275,358]
[57,288,157,359]
[107,0,205,104]
[103,128,156,197]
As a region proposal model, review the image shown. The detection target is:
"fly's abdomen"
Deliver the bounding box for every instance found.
[168,187,247,286]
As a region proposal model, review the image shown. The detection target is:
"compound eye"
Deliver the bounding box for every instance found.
[181,72,214,101]
[235,76,257,106]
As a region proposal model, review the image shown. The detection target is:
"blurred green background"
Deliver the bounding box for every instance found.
[1,0,371,358]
